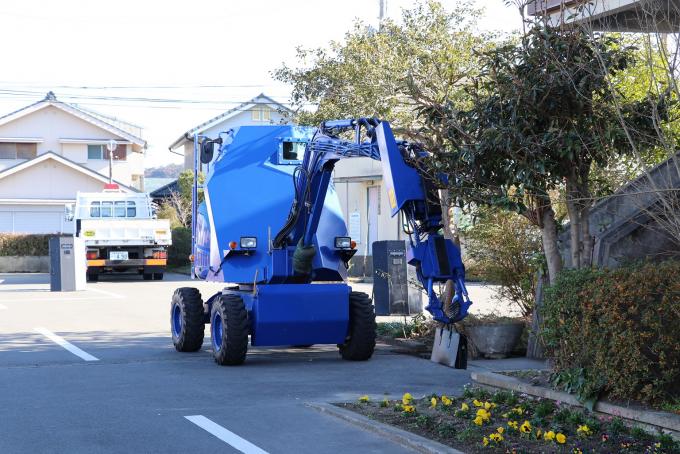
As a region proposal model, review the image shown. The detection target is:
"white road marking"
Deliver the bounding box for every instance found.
[87,287,124,299]
[184,415,269,454]
[33,327,99,362]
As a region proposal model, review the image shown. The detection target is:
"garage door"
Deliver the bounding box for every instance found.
[0,210,62,234]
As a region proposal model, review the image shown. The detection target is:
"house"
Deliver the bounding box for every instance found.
[528,0,679,32]
[0,92,146,234]
[168,93,293,171]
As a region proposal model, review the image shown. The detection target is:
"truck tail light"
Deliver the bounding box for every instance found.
[86,250,99,260]
[153,250,167,259]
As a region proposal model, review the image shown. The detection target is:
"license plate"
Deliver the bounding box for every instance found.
[110,251,128,261]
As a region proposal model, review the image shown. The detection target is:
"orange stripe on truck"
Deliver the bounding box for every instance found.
[87,260,106,266]
[145,259,167,265]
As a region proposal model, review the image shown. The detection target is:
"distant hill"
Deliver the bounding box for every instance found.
[145,163,183,178]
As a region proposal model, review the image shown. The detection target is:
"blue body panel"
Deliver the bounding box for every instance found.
[226,284,350,346]
[194,125,348,284]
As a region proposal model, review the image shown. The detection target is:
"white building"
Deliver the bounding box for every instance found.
[0,92,146,234]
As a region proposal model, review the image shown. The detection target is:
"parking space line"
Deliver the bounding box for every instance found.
[87,287,125,299]
[185,415,269,454]
[34,327,99,362]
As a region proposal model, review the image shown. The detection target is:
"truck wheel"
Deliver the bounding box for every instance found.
[143,273,153,280]
[339,291,376,361]
[86,273,99,282]
[211,294,249,365]
[153,273,164,280]
[171,287,205,352]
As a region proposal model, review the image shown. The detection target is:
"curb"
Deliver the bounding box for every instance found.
[471,371,680,439]
[306,402,465,454]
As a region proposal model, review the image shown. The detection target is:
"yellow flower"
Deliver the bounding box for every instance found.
[577,424,591,436]
[507,421,519,430]
[402,404,415,413]
[544,430,556,441]
[556,433,566,444]
[460,402,470,411]
[484,401,492,410]
[358,395,370,403]
[441,395,452,406]
[473,399,483,407]
[535,429,542,439]
[473,416,484,426]
[402,393,413,405]
[496,427,504,434]
[476,409,491,421]
[489,433,504,442]
[512,406,523,415]
[482,437,489,447]
[501,412,510,418]
[520,420,532,433]
[430,397,437,408]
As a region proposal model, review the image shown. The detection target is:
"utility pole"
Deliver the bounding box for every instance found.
[379,0,387,25]
[106,139,117,184]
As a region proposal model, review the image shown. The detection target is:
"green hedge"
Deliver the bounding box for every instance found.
[168,227,191,267]
[542,261,680,405]
[0,234,50,256]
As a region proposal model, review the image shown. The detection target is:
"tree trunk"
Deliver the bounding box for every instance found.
[526,270,548,359]
[540,204,562,285]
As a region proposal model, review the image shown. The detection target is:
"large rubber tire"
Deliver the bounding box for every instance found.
[211,294,249,366]
[339,291,377,361]
[143,273,153,281]
[153,273,164,280]
[171,287,205,352]
[86,272,99,282]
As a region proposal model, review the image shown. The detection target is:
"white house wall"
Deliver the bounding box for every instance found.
[0,159,114,199]
[0,105,144,187]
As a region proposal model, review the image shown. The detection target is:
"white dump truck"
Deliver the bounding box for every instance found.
[69,189,172,281]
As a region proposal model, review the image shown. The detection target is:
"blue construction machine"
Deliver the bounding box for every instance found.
[170,118,471,365]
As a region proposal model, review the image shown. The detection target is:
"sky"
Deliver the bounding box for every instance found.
[0,0,522,168]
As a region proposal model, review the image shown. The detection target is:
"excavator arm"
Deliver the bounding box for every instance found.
[273,118,472,324]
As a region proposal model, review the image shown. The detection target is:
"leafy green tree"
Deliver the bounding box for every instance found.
[418,24,668,282]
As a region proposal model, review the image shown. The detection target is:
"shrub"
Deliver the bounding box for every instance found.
[463,208,543,317]
[168,227,191,266]
[542,261,680,404]
[0,234,50,256]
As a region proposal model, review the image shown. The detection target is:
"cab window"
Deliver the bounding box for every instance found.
[90,201,101,217]
[101,201,113,218]
[126,201,136,217]
[114,201,127,217]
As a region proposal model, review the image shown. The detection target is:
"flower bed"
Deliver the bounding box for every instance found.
[341,386,679,453]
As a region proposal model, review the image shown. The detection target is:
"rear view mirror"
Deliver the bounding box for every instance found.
[200,140,214,164]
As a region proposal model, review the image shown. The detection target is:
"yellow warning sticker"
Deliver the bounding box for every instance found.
[388,188,397,210]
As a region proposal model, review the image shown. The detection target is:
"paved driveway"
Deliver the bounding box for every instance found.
[0,273,484,453]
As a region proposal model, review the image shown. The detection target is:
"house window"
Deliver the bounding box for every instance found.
[251,106,271,122]
[88,144,127,160]
[0,142,37,159]
[88,145,104,160]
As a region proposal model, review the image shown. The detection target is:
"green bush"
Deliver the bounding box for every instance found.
[463,208,543,317]
[168,227,191,266]
[542,261,680,404]
[0,234,50,256]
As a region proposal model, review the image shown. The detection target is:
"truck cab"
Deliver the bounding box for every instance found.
[72,189,172,281]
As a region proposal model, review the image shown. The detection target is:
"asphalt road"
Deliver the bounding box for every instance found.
[0,273,478,454]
